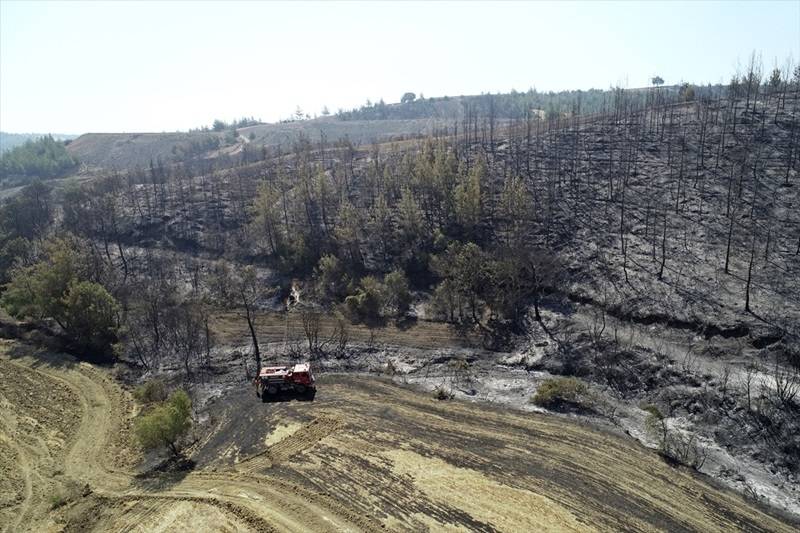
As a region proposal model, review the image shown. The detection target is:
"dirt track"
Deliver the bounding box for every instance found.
[0,340,796,532]
[211,310,476,350]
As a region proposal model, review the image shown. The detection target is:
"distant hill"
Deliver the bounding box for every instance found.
[66,117,444,170]
[0,135,79,187]
[63,84,713,171]
[334,84,696,121]
[0,132,79,153]
[66,131,221,171]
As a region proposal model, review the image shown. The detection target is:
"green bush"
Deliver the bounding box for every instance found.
[0,237,30,284]
[383,269,411,317]
[532,377,589,409]
[1,236,120,357]
[133,379,168,404]
[428,279,459,322]
[344,276,384,321]
[1,236,88,320]
[315,254,349,300]
[49,491,69,510]
[280,232,318,274]
[134,390,192,456]
[61,280,120,354]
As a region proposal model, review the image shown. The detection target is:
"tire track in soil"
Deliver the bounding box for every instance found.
[0,346,375,533]
[98,494,277,533]
[3,343,798,532]
[191,471,385,532]
[0,436,32,533]
[279,375,798,532]
[0,441,25,528]
[267,415,345,464]
[0,348,82,532]
[236,414,345,472]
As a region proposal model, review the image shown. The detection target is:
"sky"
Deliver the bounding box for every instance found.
[1,0,798,134]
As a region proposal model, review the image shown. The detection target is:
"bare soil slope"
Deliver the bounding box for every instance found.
[66,132,222,171]
[0,340,795,532]
[66,118,442,170]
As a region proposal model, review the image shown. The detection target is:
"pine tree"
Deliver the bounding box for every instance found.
[500,174,530,246]
[454,154,485,233]
[397,186,424,245]
[335,200,363,266]
[249,181,283,254]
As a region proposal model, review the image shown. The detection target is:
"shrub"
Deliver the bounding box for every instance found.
[60,280,120,355]
[1,237,120,358]
[134,390,192,456]
[433,385,454,401]
[344,276,384,321]
[49,491,68,510]
[280,232,318,274]
[643,404,668,447]
[532,377,589,409]
[428,279,459,322]
[383,269,411,317]
[0,236,30,284]
[133,379,168,404]
[1,236,89,320]
[315,254,348,300]
[642,404,707,469]
[49,479,82,509]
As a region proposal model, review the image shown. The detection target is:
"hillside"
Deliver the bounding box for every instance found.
[63,85,698,173]
[3,0,798,529]
[1,72,799,531]
[74,89,798,337]
[66,117,445,171]
[1,343,795,532]
[0,132,78,153]
[65,131,223,171]
[334,84,694,121]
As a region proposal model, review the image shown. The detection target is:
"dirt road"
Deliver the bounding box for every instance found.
[0,341,371,533]
[0,340,795,532]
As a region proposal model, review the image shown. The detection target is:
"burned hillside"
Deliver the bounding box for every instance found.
[2,69,799,523]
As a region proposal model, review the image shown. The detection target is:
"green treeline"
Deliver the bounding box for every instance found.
[335,84,717,122]
[0,135,78,184]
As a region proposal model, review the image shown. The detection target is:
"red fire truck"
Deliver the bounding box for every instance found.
[256,362,316,398]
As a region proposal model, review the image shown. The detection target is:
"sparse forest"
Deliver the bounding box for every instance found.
[335,83,715,122]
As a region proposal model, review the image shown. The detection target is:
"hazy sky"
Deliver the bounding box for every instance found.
[1,1,798,134]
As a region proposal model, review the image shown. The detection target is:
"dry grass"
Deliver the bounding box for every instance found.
[210,310,475,350]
